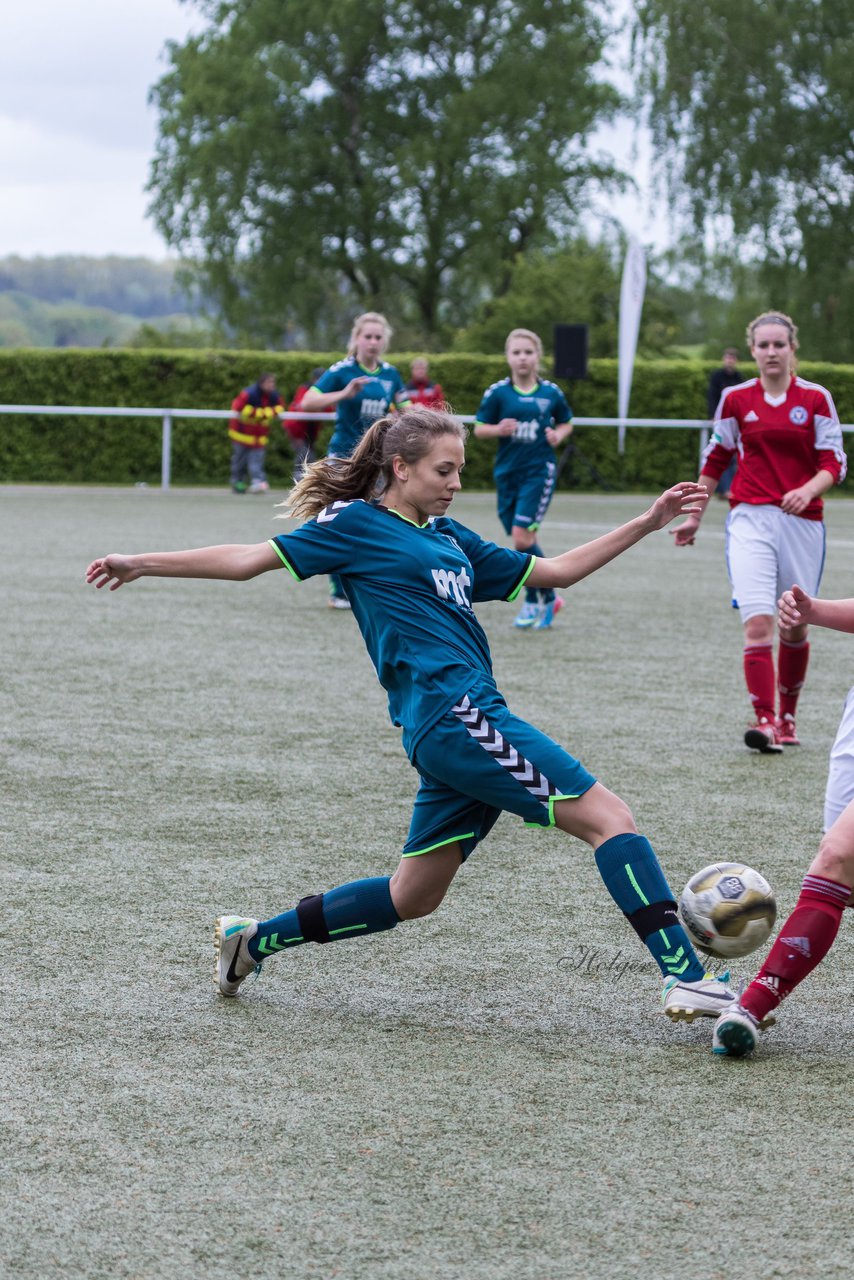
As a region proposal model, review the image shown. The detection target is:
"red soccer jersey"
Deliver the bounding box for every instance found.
[701,376,846,520]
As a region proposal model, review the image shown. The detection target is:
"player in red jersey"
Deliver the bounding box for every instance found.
[671,311,846,753]
[711,584,854,1056]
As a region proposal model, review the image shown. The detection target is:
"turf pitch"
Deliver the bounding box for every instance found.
[3,485,853,1279]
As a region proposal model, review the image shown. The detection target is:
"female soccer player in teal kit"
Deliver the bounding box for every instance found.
[475,329,574,629]
[301,310,408,607]
[87,408,733,1026]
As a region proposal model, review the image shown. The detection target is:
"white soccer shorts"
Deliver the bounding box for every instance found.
[824,685,854,830]
[725,503,826,623]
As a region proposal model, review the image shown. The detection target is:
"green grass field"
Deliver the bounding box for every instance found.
[3,485,853,1279]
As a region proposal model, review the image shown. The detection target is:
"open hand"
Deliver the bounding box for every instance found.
[86,555,141,591]
[343,377,371,399]
[650,482,708,533]
[669,516,701,546]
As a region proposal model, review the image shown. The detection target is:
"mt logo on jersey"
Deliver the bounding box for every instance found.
[432,566,472,609]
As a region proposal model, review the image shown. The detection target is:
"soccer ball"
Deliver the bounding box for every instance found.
[678,862,776,959]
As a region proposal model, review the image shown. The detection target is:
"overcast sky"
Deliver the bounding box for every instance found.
[0,0,201,259]
[0,0,664,261]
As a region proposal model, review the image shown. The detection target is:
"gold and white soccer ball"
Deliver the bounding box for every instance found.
[678,862,777,959]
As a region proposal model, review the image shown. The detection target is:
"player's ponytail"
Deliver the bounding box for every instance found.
[282,408,466,521]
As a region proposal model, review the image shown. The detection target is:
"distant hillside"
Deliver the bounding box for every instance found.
[0,255,203,348]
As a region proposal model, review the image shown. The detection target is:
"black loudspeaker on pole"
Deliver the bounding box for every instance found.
[553,324,589,380]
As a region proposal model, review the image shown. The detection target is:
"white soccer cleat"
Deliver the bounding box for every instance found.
[533,596,564,630]
[214,915,261,997]
[662,972,737,1022]
[513,601,542,629]
[711,1003,776,1056]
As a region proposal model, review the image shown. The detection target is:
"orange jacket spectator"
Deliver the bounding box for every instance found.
[228,375,284,448]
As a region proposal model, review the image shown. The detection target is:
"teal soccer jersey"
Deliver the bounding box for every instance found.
[476,378,571,480]
[314,357,407,457]
[269,501,534,753]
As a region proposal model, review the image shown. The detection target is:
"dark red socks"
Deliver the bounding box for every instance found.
[741,874,850,1023]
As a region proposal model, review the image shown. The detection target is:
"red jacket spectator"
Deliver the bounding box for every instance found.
[285,367,327,481]
[400,358,444,409]
[285,367,327,444]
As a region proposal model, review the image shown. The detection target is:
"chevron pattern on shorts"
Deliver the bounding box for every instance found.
[534,460,557,524]
[452,694,559,802]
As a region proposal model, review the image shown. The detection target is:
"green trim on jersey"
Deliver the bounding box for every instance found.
[387,507,429,529]
[507,555,536,602]
[267,538,301,580]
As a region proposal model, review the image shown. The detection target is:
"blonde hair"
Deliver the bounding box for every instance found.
[505,328,544,359]
[347,311,392,357]
[283,408,467,522]
[746,311,799,352]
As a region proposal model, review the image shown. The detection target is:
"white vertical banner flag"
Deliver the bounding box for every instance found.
[617,238,647,455]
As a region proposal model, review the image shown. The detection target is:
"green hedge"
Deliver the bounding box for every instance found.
[1,348,853,491]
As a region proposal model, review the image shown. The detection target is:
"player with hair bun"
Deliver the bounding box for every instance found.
[87,407,734,1027]
[475,329,574,630]
[672,311,846,753]
[300,311,408,607]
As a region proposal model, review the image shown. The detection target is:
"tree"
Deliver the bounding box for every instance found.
[453,237,679,357]
[634,0,854,361]
[147,0,622,345]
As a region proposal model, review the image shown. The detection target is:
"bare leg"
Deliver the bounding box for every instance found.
[389,843,464,919]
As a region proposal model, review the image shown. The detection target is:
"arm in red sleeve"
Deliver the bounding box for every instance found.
[816,450,844,484]
[700,440,736,482]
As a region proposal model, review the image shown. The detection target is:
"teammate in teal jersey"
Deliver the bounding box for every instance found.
[475,329,574,630]
[301,311,408,607]
[86,407,734,1027]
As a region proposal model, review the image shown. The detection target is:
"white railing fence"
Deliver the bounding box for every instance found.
[1,404,851,490]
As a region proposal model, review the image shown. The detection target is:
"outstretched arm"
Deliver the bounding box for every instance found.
[527,484,708,590]
[86,542,282,591]
[779,586,854,634]
[669,473,718,546]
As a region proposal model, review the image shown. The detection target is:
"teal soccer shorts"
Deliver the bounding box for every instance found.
[498,460,558,534]
[402,679,596,860]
